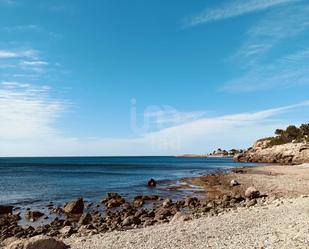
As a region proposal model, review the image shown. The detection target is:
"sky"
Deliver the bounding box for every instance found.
[0,0,309,156]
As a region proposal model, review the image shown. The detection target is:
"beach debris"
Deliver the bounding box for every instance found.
[147,178,157,187]
[4,235,69,249]
[25,211,44,222]
[245,187,260,199]
[230,179,240,187]
[102,192,125,208]
[0,205,13,215]
[64,198,84,214]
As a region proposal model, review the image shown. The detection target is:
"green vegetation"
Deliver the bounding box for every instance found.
[260,124,309,147]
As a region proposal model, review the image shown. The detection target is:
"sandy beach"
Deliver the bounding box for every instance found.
[61,163,309,249]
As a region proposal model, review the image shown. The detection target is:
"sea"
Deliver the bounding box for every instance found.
[0,156,256,210]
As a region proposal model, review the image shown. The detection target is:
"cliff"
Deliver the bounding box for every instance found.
[234,140,309,165]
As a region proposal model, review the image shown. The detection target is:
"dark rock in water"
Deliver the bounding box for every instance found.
[25,211,44,222]
[63,198,84,214]
[0,205,13,215]
[147,178,157,187]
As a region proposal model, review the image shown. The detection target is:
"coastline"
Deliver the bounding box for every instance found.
[2,162,309,248]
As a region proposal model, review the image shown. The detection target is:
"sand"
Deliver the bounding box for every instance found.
[65,164,309,249]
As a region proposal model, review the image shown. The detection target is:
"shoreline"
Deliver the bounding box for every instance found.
[2,162,309,248]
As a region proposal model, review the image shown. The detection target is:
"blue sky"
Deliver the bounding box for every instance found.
[0,0,309,156]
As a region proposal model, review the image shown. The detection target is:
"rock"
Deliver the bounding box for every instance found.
[184,197,199,208]
[78,213,92,226]
[230,179,240,187]
[59,226,73,236]
[246,198,257,207]
[102,193,125,208]
[25,211,44,222]
[122,216,140,226]
[4,235,69,249]
[245,187,260,199]
[147,178,157,187]
[234,141,309,164]
[0,205,13,215]
[132,197,144,208]
[170,212,192,223]
[162,198,172,208]
[63,198,84,214]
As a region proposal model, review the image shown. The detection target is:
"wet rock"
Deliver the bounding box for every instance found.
[230,179,240,187]
[184,197,199,208]
[245,187,260,199]
[147,178,157,187]
[0,205,13,215]
[132,196,144,208]
[102,193,125,208]
[4,235,69,249]
[25,211,44,222]
[64,198,84,214]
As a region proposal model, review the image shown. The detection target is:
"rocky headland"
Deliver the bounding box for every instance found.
[234,124,309,164]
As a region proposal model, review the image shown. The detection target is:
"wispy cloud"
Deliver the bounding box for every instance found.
[0,49,38,59]
[0,82,65,140]
[221,2,309,92]
[0,83,308,156]
[184,0,299,27]
[2,25,40,32]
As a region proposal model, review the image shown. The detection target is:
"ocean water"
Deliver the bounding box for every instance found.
[0,156,255,209]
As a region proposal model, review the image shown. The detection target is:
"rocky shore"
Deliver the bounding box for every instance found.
[2,163,309,248]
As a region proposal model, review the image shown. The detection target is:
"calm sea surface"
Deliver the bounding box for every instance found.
[0,157,256,209]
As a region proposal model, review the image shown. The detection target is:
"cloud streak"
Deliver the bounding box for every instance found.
[184,0,299,27]
[0,82,308,156]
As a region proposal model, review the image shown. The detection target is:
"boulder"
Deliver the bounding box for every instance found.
[0,205,13,215]
[63,198,84,214]
[230,179,240,187]
[245,187,260,199]
[246,199,257,208]
[147,178,157,187]
[4,235,69,249]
